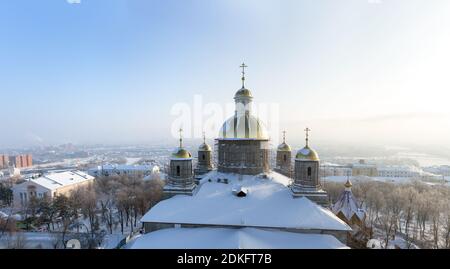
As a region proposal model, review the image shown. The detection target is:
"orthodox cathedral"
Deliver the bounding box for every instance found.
[130,65,354,249]
[163,64,328,205]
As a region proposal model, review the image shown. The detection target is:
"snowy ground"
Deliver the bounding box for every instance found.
[101,233,126,249]
[0,232,56,249]
[0,230,130,249]
[125,158,141,165]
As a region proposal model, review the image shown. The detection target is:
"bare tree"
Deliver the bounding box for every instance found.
[399,186,418,237]
[53,194,78,248]
[398,186,418,248]
[379,188,401,248]
[322,182,342,203]
[415,195,431,241]
[365,187,385,234]
[72,184,102,248]
[96,176,119,234]
[442,200,450,249]
[428,190,443,249]
[352,179,373,208]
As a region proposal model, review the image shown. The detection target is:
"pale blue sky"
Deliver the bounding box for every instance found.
[1,0,449,148]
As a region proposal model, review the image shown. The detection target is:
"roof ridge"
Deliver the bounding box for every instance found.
[41,175,63,185]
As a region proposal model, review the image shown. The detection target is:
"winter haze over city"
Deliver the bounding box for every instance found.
[1,0,450,253]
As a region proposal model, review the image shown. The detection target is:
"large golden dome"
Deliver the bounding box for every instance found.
[172,148,192,159]
[218,114,269,139]
[295,146,319,161]
[219,64,268,139]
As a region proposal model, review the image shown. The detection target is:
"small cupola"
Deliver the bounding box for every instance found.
[171,128,192,159]
[277,131,292,152]
[295,127,319,161]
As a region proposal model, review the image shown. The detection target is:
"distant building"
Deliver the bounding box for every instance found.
[321,163,352,177]
[7,154,33,168]
[351,159,378,177]
[88,164,160,178]
[423,165,450,177]
[377,165,422,178]
[0,155,9,169]
[12,170,94,208]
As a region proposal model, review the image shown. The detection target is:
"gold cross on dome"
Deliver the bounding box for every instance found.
[282,130,286,143]
[240,63,248,87]
[179,128,183,148]
[304,127,311,146]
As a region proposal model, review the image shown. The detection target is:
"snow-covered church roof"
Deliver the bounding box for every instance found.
[127,227,349,249]
[141,171,351,231]
[332,180,365,222]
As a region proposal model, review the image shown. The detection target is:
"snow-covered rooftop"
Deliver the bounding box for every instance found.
[91,164,158,171]
[141,171,351,231]
[352,163,376,168]
[127,227,349,249]
[27,170,94,191]
[332,188,365,222]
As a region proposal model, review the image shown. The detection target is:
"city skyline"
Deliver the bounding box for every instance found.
[1,0,450,149]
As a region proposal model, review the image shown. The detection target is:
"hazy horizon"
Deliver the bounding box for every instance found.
[1,0,450,149]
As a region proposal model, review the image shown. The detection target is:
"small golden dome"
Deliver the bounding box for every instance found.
[345,179,353,188]
[172,148,192,159]
[277,142,291,152]
[234,87,253,99]
[198,143,212,151]
[295,146,319,161]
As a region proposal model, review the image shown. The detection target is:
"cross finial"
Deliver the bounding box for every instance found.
[202,131,206,144]
[240,62,248,87]
[304,127,311,147]
[282,130,286,143]
[179,128,183,148]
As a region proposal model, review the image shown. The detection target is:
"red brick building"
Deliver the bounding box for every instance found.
[8,154,33,168]
[0,154,8,169]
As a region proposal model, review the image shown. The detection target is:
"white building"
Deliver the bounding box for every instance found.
[12,170,94,208]
[423,165,450,177]
[321,163,352,177]
[88,164,160,178]
[378,165,422,178]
